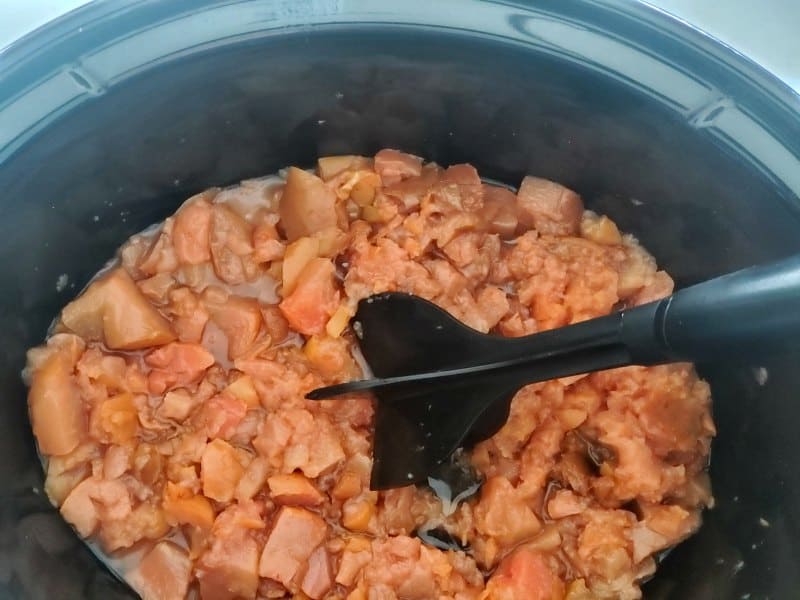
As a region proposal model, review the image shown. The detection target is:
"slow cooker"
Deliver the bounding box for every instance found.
[1,1,798,597]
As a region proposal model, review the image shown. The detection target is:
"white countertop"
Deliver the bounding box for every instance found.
[2,1,799,92]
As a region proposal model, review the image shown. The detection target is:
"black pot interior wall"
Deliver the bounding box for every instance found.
[0,27,798,599]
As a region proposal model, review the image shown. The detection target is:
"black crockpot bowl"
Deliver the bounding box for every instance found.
[1,1,799,598]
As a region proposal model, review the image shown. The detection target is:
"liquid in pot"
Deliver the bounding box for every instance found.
[24,150,715,599]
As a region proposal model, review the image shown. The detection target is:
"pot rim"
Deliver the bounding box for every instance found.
[0,0,798,194]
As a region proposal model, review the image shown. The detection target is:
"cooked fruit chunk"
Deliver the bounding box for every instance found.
[61,268,176,349]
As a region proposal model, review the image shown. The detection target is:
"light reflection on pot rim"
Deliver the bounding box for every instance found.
[1,0,799,200]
